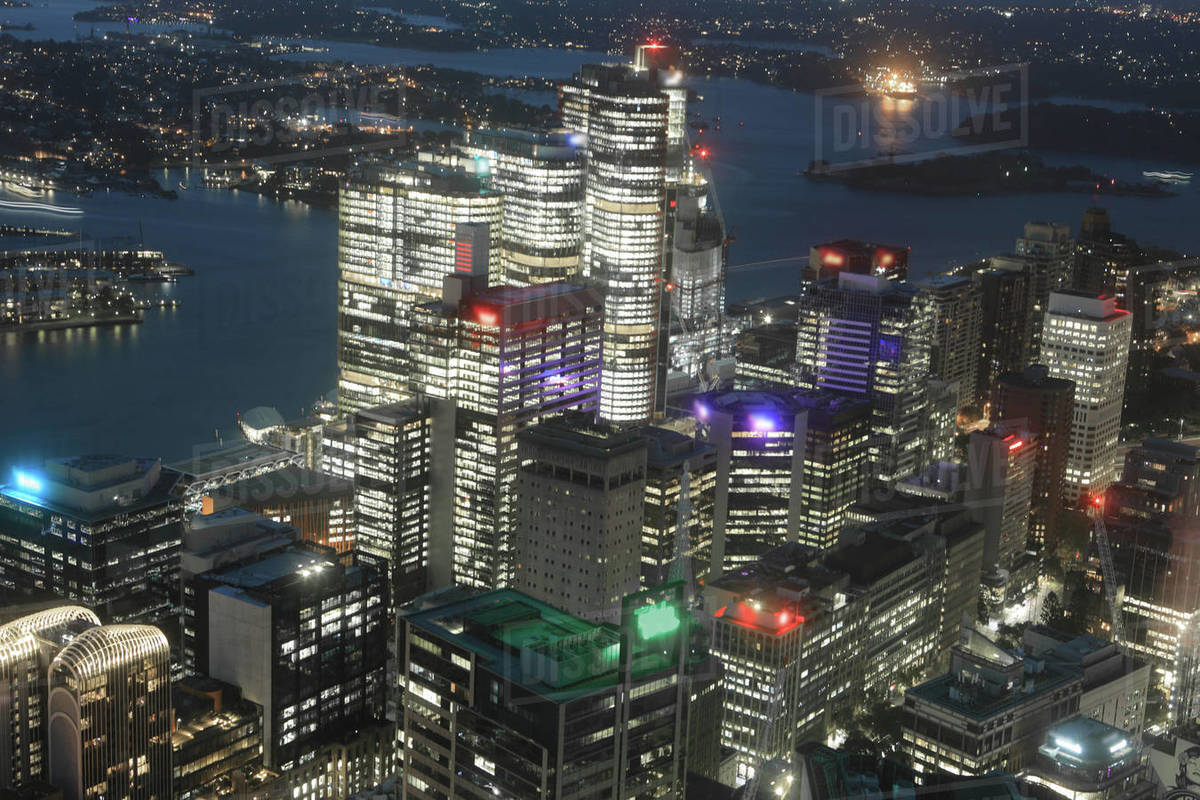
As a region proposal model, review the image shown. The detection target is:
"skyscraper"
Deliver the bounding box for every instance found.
[917,274,982,411]
[1040,291,1132,503]
[792,390,872,551]
[976,264,1033,401]
[991,365,1076,550]
[336,161,502,412]
[47,625,172,800]
[409,274,603,589]
[967,423,1038,610]
[184,543,389,771]
[563,63,670,423]
[639,424,718,588]
[665,167,728,388]
[343,401,432,603]
[0,606,100,788]
[795,272,933,484]
[693,390,807,572]
[514,416,647,621]
[0,456,184,626]
[460,127,585,286]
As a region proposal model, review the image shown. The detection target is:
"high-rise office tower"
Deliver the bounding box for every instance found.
[514,416,647,622]
[665,167,727,388]
[1015,221,1074,352]
[991,365,1076,550]
[184,542,389,771]
[461,127,585,286]
[563,63,669,423]
[693,390,807,572]
[967,424,1038,610]
[639,425,718,588]
[735,322,798,389]
[806,239,909,283]
[398,585,692,798]
[342,401,432,604]
[1040,291,1132,503]
[976,264,1033,401]
[409,273,603,589]
[47,625,172,800]
[336,162,502,412]
[792,390,872,551]
[0,456,183,626]
[795,272,933,484]
[917,274,982,411]
[707,508,985,782]
[0,606,100,788]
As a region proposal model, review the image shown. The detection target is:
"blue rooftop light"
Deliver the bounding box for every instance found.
[749,413,776,432]
[14,470,42,494]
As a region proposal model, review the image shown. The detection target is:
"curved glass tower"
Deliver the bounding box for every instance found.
[563,64,669,423]
[48,625,172,800]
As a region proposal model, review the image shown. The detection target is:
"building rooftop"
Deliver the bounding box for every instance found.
[520,414,646,460]
[907,656,1080,721]
[403,589,677,698]
[1038,716,1135,770]
[2,455,179,520]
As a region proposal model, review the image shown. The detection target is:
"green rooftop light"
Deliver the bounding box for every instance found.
[635,602,681,640]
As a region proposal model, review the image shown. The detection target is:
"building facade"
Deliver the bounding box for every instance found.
[409,277,603,590]
[563,63,670,423]
[1039,292,1132,503]
[47,625,172,800]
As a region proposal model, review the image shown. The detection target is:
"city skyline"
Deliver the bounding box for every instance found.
[3,17,1200,800]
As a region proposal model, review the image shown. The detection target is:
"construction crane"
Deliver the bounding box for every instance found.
[744,667,789,800]
[1089,496,1125,643]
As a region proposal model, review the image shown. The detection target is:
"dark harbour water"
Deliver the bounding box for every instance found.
[2,0,1200,474]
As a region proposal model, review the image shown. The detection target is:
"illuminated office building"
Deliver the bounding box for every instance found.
[184,543,388,770]
[398,585,691,799]
[0,606,100,788]
[795,273,933,484]
[1040,291,1132,503]
[0,456,183,626]
[514,416,647,622]
[792,390,872,551]
[409,273,602,590]
[639,425,718,588]
[336,162,502,412]
[562,63,670,423]
[461,127,585,286]
[665,167,728,388]
[170,678,261,800]
[917,274,982,411]
[47,625,172,800]
[342,401,432,603]
[707,511,984,783]
[693,390,807,572]
[903,624,1083,777]
[991,366,1075,550]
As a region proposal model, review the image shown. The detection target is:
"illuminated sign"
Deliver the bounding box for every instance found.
[634,602,681,640]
